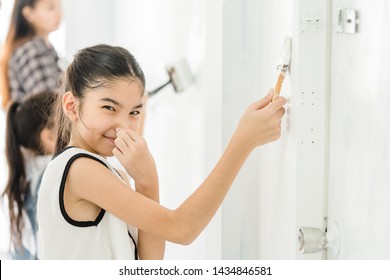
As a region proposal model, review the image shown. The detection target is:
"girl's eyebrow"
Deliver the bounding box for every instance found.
[133,103,143,109]
[99,98,143,109]
[100,98,122,107]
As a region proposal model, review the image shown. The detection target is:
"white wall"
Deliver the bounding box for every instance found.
[221,0,262,259]
[253,0,297,259]
[221,0,297,259]
[62,0,114,63]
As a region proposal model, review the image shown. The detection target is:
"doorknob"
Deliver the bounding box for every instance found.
[298,227,325,253]
[298,222,340,256]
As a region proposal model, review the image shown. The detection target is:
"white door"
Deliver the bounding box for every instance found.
[327,0,390,259]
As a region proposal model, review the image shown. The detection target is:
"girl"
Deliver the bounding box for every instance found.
[37,44,286,260]
[3,91,57,259]
[0,0,62,109]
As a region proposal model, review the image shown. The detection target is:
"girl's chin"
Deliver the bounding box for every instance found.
[95,144,115,157]
[100,149,114,157]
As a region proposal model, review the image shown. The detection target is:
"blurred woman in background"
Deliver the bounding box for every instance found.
[0,0,62,109]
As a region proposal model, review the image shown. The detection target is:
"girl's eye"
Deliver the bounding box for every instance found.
[102,105,115,112]
[130,111,140,116]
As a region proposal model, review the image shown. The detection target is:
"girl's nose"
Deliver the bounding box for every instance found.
[118,118,131,129]
[118,118,138,132]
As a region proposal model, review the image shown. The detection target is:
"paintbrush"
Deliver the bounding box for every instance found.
[149,58,194,97]
[273,36,292,101]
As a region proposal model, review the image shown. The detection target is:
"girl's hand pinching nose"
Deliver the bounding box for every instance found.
[113,128,158,188]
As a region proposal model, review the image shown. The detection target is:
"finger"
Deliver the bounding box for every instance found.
[251,89,273,110]
[116,128,143,142]
[127,129,144,142]
[114,137,128,152]
[276,106,286,119]
[112,147,123,159]
[268,96,287,112]
[116,129,134,147]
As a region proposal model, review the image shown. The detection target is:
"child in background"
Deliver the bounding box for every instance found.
[37,44,286,260]
[3,91,57,259]
[0,0,62,109]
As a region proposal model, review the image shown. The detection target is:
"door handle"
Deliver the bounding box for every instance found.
[298,222,340,256]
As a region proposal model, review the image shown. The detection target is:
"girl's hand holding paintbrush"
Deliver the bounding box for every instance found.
[233,90,286,152]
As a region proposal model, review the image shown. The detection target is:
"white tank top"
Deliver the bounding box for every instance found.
[37,147,138,260]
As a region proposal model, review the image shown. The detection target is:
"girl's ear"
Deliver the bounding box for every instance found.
[62,91,79,121]
[22,6,34,23]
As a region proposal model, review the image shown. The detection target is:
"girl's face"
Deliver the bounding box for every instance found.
[70,78,144,157]
[25,0,62,36]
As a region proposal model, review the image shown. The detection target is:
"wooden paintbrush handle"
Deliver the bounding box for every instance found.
[273,71,286,101]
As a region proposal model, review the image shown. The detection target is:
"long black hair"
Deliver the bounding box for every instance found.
[55,44,146,152]
[11,0,38,42]
[0,0,41,108]
[3,91,57,246]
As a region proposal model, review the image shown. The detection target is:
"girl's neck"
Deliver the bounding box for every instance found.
[35,31,51,45]
[68,139,107,159]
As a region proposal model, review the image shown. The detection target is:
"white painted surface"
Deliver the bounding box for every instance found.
[327,0,390,259]
[62,0,114,63]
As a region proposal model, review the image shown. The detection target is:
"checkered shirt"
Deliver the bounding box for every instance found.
[8,37,62,101]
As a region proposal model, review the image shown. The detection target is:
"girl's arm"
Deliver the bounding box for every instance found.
[112,131,167,258]
[135,183,166,260]
[116,169,165,259]
[131,92,164,259]
[66,91,286,245]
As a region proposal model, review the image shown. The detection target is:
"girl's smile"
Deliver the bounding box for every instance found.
[104,135,117,145]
